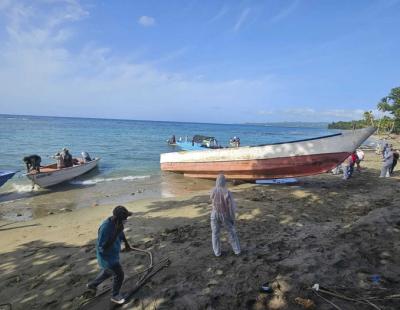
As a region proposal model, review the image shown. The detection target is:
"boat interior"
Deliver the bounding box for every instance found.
[29,158,90,174]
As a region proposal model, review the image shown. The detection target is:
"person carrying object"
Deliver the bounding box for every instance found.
[210,173,241,257]
[87,206,133,304]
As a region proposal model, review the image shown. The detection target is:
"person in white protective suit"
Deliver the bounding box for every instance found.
[380,145,394,178]
[210,173,241,257]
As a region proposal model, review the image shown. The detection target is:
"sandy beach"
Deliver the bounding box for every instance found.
[1,138,400,310]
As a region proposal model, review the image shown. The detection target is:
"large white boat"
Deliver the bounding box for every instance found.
[27,158,100,188]
[160,127,376,181]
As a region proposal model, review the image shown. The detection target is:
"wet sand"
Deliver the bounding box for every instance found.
[0,138,400,309]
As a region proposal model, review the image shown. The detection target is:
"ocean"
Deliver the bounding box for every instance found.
[0,114,334,221]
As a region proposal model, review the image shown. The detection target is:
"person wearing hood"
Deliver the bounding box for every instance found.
[61,147,73,167]
[87,206,133,304]
[380,146,394,178]
[210,173,241,257]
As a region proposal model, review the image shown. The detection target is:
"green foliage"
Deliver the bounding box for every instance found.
[328,120,368,130]
[377,86,400,133]
[328,86,400,134]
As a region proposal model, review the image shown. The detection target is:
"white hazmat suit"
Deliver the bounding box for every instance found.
[210,174,241,256]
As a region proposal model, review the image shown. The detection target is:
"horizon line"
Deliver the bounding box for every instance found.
[0,113,334,126]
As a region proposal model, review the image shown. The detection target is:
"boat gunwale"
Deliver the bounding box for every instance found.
[160,151,349,165]
[27,158,100,176]
[255,132,342,147]
[170,133,344,155]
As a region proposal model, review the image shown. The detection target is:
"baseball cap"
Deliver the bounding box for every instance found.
[113,205,132,220]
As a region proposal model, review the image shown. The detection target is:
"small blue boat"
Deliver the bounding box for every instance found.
[171,135,222,151]
[0,170,17,188]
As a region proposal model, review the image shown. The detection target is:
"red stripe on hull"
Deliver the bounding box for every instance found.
[160,152,350,180]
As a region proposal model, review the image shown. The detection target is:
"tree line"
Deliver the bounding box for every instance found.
[328,86,400,134]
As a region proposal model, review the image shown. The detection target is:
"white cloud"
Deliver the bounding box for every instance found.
[270,0,299,23]
[233,8,250,32]
[258,110,273,115]
[279,107,373,121]
[207,5,229,23]
[138,15,156,27]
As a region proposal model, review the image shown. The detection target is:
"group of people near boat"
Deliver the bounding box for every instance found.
[54,148,74,169]
[22,148,93,173]
[337,143,398,180]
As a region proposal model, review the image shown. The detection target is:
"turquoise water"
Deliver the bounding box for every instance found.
[0,114,332,177]
[0,114,334,220]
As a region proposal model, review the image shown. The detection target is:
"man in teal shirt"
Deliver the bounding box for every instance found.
[87,206,132,304]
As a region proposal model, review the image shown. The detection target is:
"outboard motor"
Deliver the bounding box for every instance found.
[81,152,91,163]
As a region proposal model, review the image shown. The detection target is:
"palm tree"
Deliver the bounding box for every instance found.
[363,111,375,127]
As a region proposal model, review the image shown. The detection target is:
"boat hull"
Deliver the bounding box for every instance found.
[160,127,376,180]
[161,152,349,180]
[0,171,17,188]
[27,159,100,188]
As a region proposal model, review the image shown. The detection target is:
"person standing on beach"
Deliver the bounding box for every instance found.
[380,146,393,178]
[210,173,241,256]
[390,149,399,175]
[87,206,133,304]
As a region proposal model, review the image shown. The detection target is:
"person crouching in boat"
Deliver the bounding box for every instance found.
[210,174,241,256]
[87,206,133,304]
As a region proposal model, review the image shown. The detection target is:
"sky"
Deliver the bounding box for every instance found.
[0,0,399,123]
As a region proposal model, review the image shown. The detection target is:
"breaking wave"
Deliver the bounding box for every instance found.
[11,184,37,193]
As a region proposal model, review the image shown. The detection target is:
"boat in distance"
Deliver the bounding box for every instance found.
[27,158,100,188]
[160,127,376,181]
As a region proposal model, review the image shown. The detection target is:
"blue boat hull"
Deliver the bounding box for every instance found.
[0,171,17,188]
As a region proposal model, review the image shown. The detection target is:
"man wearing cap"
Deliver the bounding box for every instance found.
[87,206,133,304]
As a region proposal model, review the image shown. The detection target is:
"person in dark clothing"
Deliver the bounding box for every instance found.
[390,149,399,175]
[61,148,73,167]
[87,206,133,304]
[23,155,41,173]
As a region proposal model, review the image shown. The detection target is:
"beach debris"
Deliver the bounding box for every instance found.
[47,211,54,215]
[260,282,273,293]
[216,269,223,275]
[371,274,381,284]
[16,213,22,217]
[60,208,72,212]
[207,279,218,286]
[295,297,315,309]
[0,303,12,310]
[131,192,135,195]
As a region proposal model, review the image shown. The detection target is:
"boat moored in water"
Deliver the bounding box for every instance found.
[169,135,222,151]
[160,127,376,181]
[27,158,100,188]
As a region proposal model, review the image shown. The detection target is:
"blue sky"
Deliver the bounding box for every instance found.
[0,0,399,123]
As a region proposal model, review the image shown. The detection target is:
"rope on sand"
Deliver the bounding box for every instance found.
[312,290,342,310]
[77,247,169,310]
[311,284,382,310]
